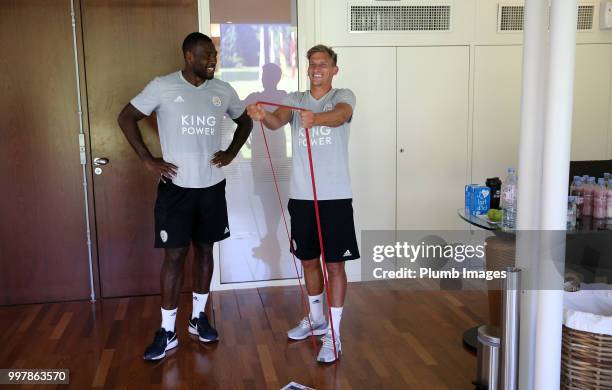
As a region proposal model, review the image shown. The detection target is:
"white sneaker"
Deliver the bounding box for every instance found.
[287,315,327,340]
[317,330,342,363]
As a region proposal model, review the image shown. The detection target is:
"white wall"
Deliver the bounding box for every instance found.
[333,47,397,280]
[396,46,470,230]
[472,43,612,183]
[572,44,612,160]
[472,45,523,183]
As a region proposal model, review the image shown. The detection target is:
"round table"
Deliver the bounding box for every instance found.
[457,208,612,353]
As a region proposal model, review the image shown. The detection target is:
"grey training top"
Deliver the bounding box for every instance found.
[283,88,356,200]
[131,71,245,188]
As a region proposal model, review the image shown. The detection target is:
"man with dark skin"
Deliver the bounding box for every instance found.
[117,32,252,361]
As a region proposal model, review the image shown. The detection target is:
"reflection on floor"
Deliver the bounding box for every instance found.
[0,281,486,389]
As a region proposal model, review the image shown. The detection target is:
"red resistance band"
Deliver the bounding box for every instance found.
[256,101,339,360]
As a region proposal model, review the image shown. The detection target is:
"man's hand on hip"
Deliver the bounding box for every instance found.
[143,157,178,183]
[211,150,236,168]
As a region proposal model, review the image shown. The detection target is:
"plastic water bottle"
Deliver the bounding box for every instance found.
[583,177,595,217]
[501,168,518,231]
[570,176,584,219]
[567,196,577,230]
[607,183,612,219]
[594,178,607,219]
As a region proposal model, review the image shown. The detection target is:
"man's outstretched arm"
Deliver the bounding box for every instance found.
[299,103,353,129]
[246,104,292,130]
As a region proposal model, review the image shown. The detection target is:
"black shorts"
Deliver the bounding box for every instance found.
[288,198,360,262]
[154,179,230,248]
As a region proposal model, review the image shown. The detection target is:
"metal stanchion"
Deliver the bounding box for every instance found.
[474,325,501,390]
[500,267,521,390]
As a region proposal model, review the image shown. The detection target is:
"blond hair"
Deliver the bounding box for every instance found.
[306,45,337,66]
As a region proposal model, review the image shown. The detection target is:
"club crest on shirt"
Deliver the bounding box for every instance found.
[212,96,222,107]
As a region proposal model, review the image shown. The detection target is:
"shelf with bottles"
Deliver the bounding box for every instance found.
[463,170,612,233]
[568,173,612,231]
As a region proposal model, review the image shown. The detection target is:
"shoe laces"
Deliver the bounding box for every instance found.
[154,329,168,345]
[298,316,314,329]
[321,331,337,348]
[199,314,211,329]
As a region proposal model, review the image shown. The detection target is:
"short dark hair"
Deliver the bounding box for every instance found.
[307,44,337,66]
[182,32,212,54]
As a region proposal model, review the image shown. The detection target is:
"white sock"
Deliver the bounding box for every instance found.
[328,307,343,338]
[308,293,325,324]
[192,292,208,319]
[161,307,177,332]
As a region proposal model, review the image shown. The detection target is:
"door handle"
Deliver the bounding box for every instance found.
[94,157,109,166]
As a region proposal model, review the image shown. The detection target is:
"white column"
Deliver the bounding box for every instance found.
[516,0,549,388]
[534,1,578,389]
[517,0,548,227]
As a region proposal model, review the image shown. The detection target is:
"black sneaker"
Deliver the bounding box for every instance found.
[188,312,218,343]
[143,328,178,361]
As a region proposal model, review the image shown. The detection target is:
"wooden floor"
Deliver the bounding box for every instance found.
[0,281,487,389]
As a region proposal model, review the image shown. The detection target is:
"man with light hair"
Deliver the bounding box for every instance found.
[247,44,359,363]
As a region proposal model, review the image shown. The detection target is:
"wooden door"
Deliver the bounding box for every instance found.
[0,0,91,304]
[82,0,198,297]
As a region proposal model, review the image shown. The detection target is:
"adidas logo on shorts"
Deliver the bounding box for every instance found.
[224,226,230,234]
[343,250,352,257]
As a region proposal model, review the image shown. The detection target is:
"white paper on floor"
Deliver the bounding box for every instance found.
[281,382,315,390]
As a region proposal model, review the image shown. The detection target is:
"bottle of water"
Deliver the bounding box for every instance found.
[607,182,612,219]
[567,196,577,230]
[583,177,596,217]
[570,176,584,219]
[501,168,518,231]
[594,178,607,219]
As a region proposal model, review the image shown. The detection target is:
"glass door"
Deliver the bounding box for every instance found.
[209,0,300,283]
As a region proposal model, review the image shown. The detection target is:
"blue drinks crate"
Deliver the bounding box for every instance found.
[465,184,491,216]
